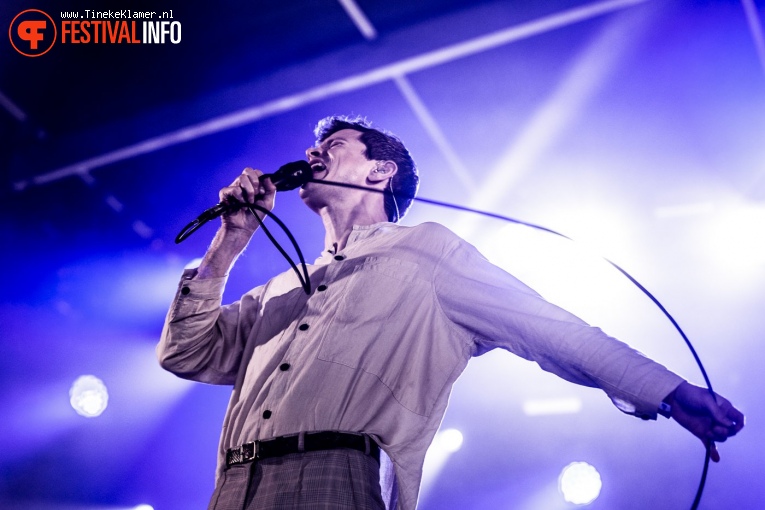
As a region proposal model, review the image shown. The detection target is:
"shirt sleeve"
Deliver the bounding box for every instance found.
[434,236,684,420]
[157,268,262,385]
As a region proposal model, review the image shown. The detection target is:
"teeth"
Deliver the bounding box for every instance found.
[311,163,326,172]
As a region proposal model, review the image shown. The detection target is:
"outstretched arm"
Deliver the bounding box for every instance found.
[664,381,745,462]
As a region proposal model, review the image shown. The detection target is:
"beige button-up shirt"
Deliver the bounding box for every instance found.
[158,222,683,510]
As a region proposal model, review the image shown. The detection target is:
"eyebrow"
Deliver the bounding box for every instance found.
[320,134,349,148]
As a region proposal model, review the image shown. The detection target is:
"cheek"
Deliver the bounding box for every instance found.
[335,155,358,172]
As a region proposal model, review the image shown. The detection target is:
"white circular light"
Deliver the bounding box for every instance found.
[69,375,109,418]
[558,461,602,505]
[438,428,464,453]
[134,505,155,510]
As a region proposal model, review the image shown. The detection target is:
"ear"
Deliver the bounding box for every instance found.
[367,160,398,184]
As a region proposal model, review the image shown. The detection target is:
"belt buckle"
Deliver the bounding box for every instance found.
[241,441,258,462]
[228,441,258,466]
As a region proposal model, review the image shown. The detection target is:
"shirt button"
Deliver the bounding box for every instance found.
[279,363,291,371]
[298,323,309,331]
[317,284,327,292]
[262,410,272,419]
[181,286,190,295]
[334,255,345,261]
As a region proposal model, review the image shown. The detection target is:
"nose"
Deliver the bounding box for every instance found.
[306,146,321,159]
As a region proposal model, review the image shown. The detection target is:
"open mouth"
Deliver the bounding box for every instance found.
[302,162,327,189]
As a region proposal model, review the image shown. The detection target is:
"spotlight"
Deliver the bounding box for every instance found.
[558,461,602,505]
[522,397,582,416]
[184,257,204,269]
[134,505,154,510]
[419,428,465,498]
[69,375,109,418]
[437,428,464,453]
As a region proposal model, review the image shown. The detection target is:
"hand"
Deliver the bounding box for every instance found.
[665,381,745,462]
[219,167,277,233]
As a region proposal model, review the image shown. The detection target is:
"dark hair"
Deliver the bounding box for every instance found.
[314,115,419,222]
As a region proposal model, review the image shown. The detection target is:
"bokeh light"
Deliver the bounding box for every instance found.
[69,375,109,418]
[184,257,204,269]
[437,428,464,453]
[558,461,602,505]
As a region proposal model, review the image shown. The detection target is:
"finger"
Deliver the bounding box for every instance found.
[245,168,275,200]
[220,169,257,204]
[261,175,277,194]
[711,425,730,442]
[238,168,260,204]
[708,441,720,463]
[726,405,745,434]
[220,183,246,204]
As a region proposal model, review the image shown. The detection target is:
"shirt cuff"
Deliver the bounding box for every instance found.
[177,267,228,299]
[612,372,685,421]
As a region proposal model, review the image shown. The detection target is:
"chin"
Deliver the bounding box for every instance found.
[299,180,319,194]
[299,185,322,210]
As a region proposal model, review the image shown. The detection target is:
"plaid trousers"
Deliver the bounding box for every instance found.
[208,449,386,510]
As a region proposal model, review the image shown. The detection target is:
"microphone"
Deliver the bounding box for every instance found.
[199,160,313,220]
[262,160,313,192]
[175,160,313,243]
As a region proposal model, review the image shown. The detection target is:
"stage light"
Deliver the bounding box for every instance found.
[134,505,154,510]
[523,397,582,416]
[184,257,204,269]
[437,428,464,453]
[558,461,602,505]
[479,222,635,318]
[659,197,765,283]
[420,428,465,498]
[702,201,765,280]
[69,375,109,418]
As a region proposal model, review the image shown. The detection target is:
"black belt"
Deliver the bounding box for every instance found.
[226,431,380,467]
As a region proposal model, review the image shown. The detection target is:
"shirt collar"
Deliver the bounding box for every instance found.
[315,222,396,263]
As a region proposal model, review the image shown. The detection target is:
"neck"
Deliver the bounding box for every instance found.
[319,200,388,253]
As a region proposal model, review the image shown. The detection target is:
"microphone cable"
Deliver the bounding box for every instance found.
[176,200,312,294]
[248,203,312,295]
[175,175,717,510]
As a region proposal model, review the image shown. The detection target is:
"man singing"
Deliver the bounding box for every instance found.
[158,116,744,510]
